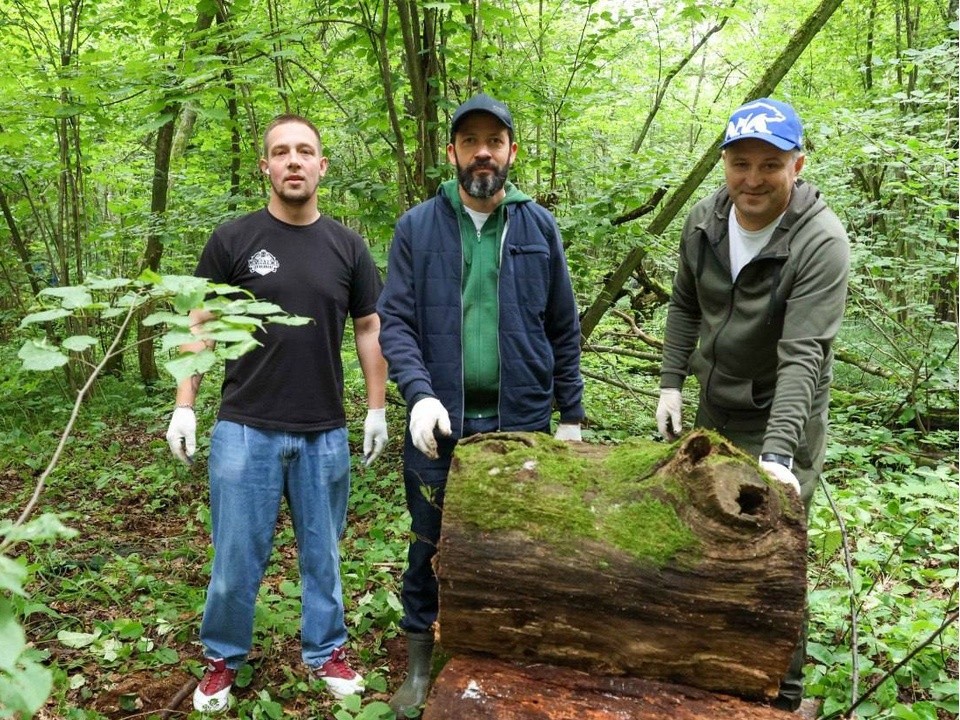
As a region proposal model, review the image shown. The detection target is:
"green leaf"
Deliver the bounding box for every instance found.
[61,335,98,352]
[1,514,76,544]
[113,619,144,639]
[267,315,312,326]
[19,308,72,327]
[86,277,133,291]
[218,338,260,361]
[205,328,258,343]
[164,349,218,384]
[57,630,100,649]
[235,301,284,315]
[0,599,27,671]
[38,286,93,309]
[0,557,27,596]
[142,311,193,328]
[160,330,200,353]
[18,340,69,371]
[0,654,53,716]
[220,315,265,329]
[235,663,254,688]
[150,647,179,665]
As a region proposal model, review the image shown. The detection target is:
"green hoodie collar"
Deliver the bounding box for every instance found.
[441,179,531,212]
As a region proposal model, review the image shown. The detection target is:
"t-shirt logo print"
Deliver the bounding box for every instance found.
[249,249,280,276]
[726,101,787,142]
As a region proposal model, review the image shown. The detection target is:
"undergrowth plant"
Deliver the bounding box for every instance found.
[0,271,307,717]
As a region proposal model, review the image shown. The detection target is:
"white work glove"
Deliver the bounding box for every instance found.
[760,459,801,496]
[656,388,683,441]
[554,423,582,442]
[166,406,196,466]
[409,397,452,460]
[363,408,388,467]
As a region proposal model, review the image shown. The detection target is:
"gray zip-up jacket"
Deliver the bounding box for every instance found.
[660,180,849,457]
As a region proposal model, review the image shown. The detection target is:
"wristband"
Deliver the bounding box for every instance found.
[760,452,793,471]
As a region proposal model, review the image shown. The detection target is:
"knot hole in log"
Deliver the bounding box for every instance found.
[737,484,766,517]
[681,433,713,464]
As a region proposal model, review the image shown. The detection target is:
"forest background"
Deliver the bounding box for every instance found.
[0,0,957,718]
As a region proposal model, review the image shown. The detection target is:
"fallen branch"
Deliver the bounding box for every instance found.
[158,677,198,720]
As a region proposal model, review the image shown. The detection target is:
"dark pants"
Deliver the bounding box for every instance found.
[695,405,827,707]
[399,416,536,633]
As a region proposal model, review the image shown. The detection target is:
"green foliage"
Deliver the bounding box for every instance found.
[0,516,75,718]
[806,420,958,719]
[1,270,309,715]
[16,271,308,385]
[0,0,955,715]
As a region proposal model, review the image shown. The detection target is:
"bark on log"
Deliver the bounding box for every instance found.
[436,430,806,701]
[422,656,797,720]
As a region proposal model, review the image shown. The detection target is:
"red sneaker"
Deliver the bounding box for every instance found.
[193,658,236,713]
[313,647,365,699]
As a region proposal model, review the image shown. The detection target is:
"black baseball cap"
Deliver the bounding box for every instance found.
[450,93,514,139]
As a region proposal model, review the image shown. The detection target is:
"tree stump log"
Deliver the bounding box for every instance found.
[436,430,806,701]
[422,656,797,720]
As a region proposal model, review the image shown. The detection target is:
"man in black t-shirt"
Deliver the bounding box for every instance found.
[165,114,387,712]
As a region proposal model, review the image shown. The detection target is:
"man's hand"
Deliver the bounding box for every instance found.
[760,459,801,495]
[554,423,582,442]
[363,408,388,467]
[656,388,683,441]
[166,406,196,466]
[409,398,452,460]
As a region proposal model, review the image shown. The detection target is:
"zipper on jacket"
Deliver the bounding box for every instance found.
[704,284,738,425]
[495,215,510,430]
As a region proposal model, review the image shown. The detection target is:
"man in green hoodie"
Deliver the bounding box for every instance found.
[378,93,585,716]
[657,98,850,713]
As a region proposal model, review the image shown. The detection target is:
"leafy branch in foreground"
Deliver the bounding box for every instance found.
[1,270,307,718]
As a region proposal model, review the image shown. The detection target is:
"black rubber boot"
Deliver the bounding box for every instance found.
[389,631,435,717]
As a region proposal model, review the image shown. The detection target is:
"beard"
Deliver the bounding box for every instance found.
[270,175,317,205]
[457,159,509,199]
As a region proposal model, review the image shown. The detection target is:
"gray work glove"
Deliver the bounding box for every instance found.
[166,406,196,466]
[759,459,801,495]
[554,423,582,442]
[656,388,683,441]
[409,398,451,460]
[363,408,388,467]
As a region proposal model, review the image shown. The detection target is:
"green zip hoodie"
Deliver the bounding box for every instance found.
[442,178,531,418]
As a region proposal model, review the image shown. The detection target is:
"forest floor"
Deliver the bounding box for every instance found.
[5,420,809,720]
[3,394,956,720]
[2,415,413,719]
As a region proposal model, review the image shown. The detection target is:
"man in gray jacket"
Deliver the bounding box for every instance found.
[656,97,849,712]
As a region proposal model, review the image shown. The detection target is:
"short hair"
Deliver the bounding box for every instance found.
[262,114,323,157]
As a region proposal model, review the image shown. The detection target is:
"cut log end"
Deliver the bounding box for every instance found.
[422,656,799,720]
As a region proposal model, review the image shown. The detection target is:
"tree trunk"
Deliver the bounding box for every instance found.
[436,431,806,701]
[423,656,796,720]
[135,5,217,384]
[396,0,442,199]
[579,0,847,341]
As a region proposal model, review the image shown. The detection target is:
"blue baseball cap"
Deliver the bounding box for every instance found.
[450,93,514,139]
[721,98,803,151]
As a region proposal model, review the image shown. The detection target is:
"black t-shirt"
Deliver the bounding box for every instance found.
[195,208,382,432]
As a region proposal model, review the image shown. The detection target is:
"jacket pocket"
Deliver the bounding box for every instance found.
[506,244,550,308]
[700,364,773,413]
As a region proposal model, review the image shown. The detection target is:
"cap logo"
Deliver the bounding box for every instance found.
[726,101,787,142]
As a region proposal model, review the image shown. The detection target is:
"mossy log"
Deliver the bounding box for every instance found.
[435,430,806,701]
[422,656,797,720]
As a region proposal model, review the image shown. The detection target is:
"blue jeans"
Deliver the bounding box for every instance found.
[200,420,350,669]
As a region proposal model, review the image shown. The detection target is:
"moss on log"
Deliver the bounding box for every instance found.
[436,430,806,700]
